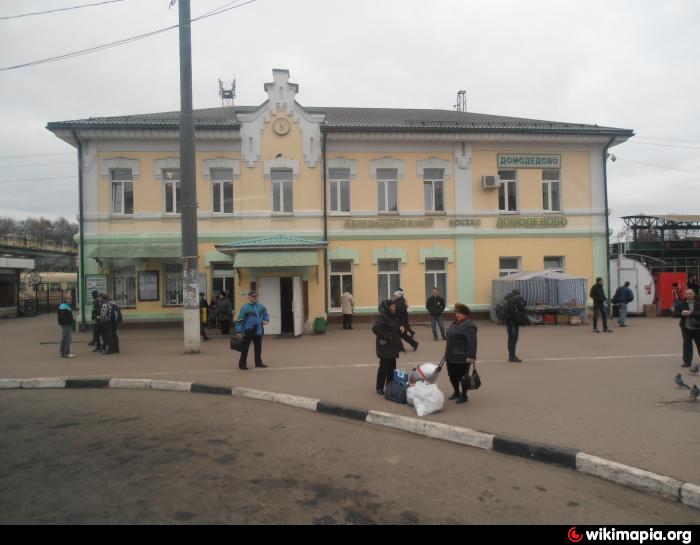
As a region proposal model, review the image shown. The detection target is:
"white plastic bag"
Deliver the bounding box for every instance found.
[411,382,445,417]
[406,384,416,406]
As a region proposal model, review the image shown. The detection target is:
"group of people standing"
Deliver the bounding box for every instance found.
[87,291,121,355]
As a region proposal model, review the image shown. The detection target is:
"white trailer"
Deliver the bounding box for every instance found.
[609,257,655,315]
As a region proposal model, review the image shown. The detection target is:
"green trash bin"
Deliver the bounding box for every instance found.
[313,317,327,334]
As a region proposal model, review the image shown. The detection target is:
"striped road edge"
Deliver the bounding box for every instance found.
[191,383,232,396]
[21,378,66,389]
[316,402,368,422]
[681,483,700,510]
[0,379,22,389]
[367,410,494,450]
[65,379,110,389]
[150,380,192,392]
[576,453,683,502]
[493,435,579,469]
[108,378,152,390]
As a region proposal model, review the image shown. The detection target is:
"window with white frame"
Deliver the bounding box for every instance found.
[111,169,133,215]
[542,169,561,212]
[163,168,181,214]
[424,259,447,301]
[423,168,445,212]
[112,265,136,307]
[544,256,565,273]
[329,168,350,213]
[378,259,400,304]
[329,261,353,309]
[271,168,293,213]
[164,263,183,306]
[377,168,398,213]
[211,168,234,214]
[499,257,521,277]
[498,170,517,212]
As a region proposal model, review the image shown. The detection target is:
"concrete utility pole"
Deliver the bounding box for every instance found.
[178,0,200,353]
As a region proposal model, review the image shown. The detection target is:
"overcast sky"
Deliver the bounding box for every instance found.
[0,0,698,236]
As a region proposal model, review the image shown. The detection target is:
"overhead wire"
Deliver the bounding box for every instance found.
[0,0,125,21]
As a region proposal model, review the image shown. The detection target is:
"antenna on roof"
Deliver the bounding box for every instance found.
[218,77,236,107]
[454,90,467,112]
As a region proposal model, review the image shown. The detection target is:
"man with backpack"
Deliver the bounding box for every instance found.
[611,281,635,327]
[100,293,122,355]
[504,289,526,363]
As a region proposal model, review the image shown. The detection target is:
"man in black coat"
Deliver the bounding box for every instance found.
[426,287,447,341]
[87,289,103,352]
[392,289,419,351]
[590,277,612,333]
[504,289,526,362]
[372,299,406,395]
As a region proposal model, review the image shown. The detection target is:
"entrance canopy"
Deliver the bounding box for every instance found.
[216,235,327,268]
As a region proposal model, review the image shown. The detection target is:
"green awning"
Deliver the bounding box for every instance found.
[233,251,319,268]
[89,243,181,259]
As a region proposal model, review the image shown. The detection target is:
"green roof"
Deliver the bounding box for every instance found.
[216,235,327,250]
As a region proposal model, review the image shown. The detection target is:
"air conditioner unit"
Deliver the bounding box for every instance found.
[482,175,500,189]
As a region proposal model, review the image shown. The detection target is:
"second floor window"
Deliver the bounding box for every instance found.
[542,169,561,212]
[498,170,517,212]
[211,168,234,214]
[423,168,445,212]
[377,168,398,213]
[329,168,350,213]
[271,168,293,213]
[111,169,133,215]
[163,168,181,214]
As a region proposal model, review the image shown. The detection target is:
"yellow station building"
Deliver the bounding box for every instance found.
[47,69,633,333]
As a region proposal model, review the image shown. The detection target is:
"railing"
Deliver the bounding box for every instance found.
[0,236,77,254]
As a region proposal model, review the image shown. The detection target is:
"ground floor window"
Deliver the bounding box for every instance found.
[378,259,400,304]
[425,258,447,301]
[544,256,565,272]
[329,260,353,309]
[211,263,234,299]
[164,263,183,306]
[499,257,521,277]
[113,265,136,307]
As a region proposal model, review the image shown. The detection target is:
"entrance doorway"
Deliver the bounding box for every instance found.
[257,276,303,336]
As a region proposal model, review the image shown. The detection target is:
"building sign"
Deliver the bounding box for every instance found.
[497,154,561,169]
[496,216,568,228]
[344,218,434,229]
[85,274,108,302]
[449,218,482,227]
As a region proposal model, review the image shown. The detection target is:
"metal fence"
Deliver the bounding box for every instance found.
[17,288,76,317]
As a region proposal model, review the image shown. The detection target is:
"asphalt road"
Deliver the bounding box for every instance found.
[1,389,698,525]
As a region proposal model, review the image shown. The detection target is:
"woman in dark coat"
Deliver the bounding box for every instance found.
[372,299,406,395]
[444,303,478,404]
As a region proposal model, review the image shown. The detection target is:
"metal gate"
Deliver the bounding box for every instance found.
[17,288,76,317]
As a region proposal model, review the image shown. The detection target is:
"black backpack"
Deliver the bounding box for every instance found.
[111,303,123,324]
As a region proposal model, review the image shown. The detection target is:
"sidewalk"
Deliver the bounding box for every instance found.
[1,314,698,484]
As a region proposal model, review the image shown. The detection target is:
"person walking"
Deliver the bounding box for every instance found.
[87,289,104,352]
[504,289,526,362]
[372,299,405,395]
[393,289,418,351]
[216,291,232,335]
[426,287,447,341]
[58,300,76,358]
[199,292,209,341]
[341,290,355,330]
[99,293,115,354]
[680,289,700,368]
[612,281,635,327]
[235,291,270,370]
[590,277,612,333]
[444,303,477,404]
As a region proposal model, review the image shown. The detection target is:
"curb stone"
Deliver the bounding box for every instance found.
[3,376,699,511]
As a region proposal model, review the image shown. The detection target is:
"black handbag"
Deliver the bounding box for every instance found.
[230,333,245,352]
[465,362,482,390]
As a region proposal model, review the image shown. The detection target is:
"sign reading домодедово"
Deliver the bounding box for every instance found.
[497,216,568,228]
[497,154,561,169]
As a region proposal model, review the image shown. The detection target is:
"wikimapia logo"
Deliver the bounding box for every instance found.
[567,527,693,544]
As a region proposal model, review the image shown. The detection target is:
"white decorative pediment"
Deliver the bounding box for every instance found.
[263,158,300,179]
[327,247,360,264]
[370,157,405,179]
[327,158,358,180]
[372,246,407,264]
[417,158,452,179]
[202,158,240,180]
[419,244,454,263]
[153,158,180,180]
[101,157,140,180]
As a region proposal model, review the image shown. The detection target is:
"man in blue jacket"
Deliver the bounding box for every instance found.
[612,281,635,327]
[235,291,270,370]
[57,301,75,358]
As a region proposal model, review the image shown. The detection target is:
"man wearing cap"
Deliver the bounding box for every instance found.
[393,289,419,351]
[235,291,270,370]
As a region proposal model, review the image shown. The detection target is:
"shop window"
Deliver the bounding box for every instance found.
[542,170,561,212]
[164,263,183,306]
[378,259,400,304]
[498,170,517,212]
[329,260,353,309]
[329,168,351,213]
[544,256,565,273]
[424,259,447,301]
[111,169,133,215]
[212,263,234,299]
[499,257,521,277]
[423,168,444,212]
[377,168,398,213]
[271,168,293,213]
[163,169,181,214]
[113,265,136,307]
[211,168,234,214]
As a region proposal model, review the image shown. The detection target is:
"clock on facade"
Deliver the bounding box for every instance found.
[273,118,291,135]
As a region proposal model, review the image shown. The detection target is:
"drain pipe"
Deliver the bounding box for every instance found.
[71,129,87,331]
[322,131,329,317]
[603,136,616,315]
